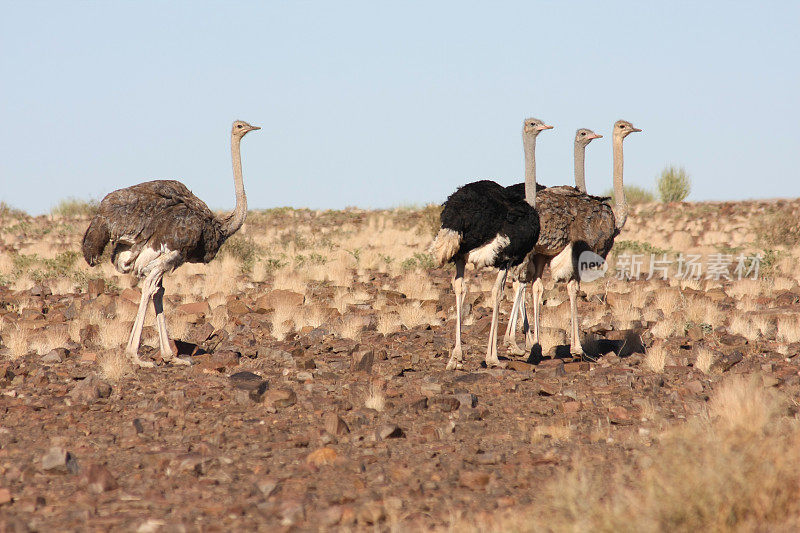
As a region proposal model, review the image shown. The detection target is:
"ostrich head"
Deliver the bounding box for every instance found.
[523,117,553,136]
[232,120,260,138]
[613,120,641,138]
[576,128,602,145]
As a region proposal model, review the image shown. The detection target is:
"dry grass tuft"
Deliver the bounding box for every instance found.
[396,272,438,300]
[98,351,133,382]
[97,318,131,349]
[644,344,667,373]
[777,316,800,344]
[694,346,715,373]
[708,375,783,433]
[376,312,402,336]
[335,316,364,340]
[492,378,800,532]
[364,384,385,412]
[4,326,30,359]
[531,421,572,443]
[396,301,438,329]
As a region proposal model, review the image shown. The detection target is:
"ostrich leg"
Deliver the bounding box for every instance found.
[530,277,544,348]
[485,268,508,367]
[566,279,583,355]
[504,280,527,355]
[153,280,189,365]
[446,259,467,370]
[125,270,160,368]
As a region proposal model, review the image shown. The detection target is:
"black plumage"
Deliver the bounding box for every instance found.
[439,180,540,269]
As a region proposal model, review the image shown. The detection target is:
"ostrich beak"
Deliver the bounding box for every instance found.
[537,124,554,131]
[589,133,603,140]
[631,127,642,133]
[249,125,261,131]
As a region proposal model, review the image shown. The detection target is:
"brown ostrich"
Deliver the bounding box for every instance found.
[505,120,641,356]
[82,120,260,367]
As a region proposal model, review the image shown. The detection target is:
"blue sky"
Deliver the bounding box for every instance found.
[1,1,798,215]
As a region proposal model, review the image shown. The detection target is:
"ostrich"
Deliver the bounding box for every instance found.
[82,120,260,368]
[505,120,640,356]
[431,118,551,370]
[503,127,603,353]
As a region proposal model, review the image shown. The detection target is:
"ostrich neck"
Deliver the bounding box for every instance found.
[221,135,247,239]
[523,135,537,207]
[612,135,627,230]
[574,141,586,193]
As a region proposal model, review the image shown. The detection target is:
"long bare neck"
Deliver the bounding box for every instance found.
[523,134,537,207]
[221,134,247,238]
[612,135,627,231]
[574,141,586,193]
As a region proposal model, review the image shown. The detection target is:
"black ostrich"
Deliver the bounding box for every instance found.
[430,118,551,369]
[82,120,260,368]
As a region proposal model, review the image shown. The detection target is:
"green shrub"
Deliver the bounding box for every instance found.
[218,234,264,273]
[603,185,655,204]
[657,165,691,202]
[51,197,99,217]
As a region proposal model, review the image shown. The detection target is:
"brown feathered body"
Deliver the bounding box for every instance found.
[82,180,228,277]
[505,184,617,282]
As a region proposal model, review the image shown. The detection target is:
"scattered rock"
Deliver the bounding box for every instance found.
[42,349,65,364]
[351,348,374,373]
[377,424,404,439]
[323,412,350,435]
[459,470,490,489]
[265,388,297,408]
[0,488,11,505]
[69,375,112,404]
[87,278,106,297]
[507,360,534,372]
[42,447,79,474]
[84,464,118,493]
[307,446,338,467]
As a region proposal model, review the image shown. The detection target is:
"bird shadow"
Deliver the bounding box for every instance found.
[524,330,644,365]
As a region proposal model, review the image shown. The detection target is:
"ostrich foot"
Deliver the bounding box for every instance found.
[127,350,155,368]
[446,347,464,370]
[506,340,526,356]
[484,355,506,368]
[570,343,584,358]
[167,354,192,366]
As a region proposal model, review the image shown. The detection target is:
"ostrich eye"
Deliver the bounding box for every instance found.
[237,124,243,129]
[581,132,586,136]
[619,124,624,128]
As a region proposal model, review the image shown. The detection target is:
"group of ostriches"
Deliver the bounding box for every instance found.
[81,118,639,371]
[432,118,640,370]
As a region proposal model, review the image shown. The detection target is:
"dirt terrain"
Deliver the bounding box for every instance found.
[1,199,800,531]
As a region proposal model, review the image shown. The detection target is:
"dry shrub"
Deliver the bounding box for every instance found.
[644,343,667,373]
[752,208,800,247]
[98,351,133,382]
[332,288,357,314]
[777,316,800,344]
[498,377,800,532]
[97,318,130,349]
[694,346,715,373]
[396,272,438,300]
[29,328,70,355]
[4,326,29,359]
[272,269,307,293]
[296,306,329,330]
[654,289,681,316]
[685,297,723,326]
[335,316,363,340]
[364,383,385,412]
[376,312,401,335]
[270,305,295,341]
[727,314,760,340]
[531,422,572,444]
[396,301,438,329]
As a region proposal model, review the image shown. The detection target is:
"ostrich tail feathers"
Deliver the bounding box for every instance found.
[81,217,110,266]
[430,228,462,267]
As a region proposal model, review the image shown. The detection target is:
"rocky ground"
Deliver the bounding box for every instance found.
[0,200,799,531]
